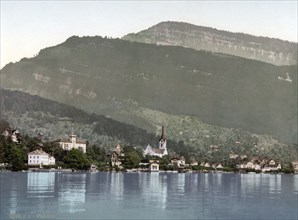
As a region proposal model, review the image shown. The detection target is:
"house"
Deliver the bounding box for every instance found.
[209,145,219,152]
[2,129,20,143]
[240,155,248,160]
[28,149,55,166]
[216,163,223,169]
[292,161,298,174]
[170,156,185,168]
[246,162,255,169]
[107,144,124,168]
[190,161,198,166]
[229,153,239,159]
[143,126,168,158]
[149,160,159,172]
[262,159,281,172]
[54,133,86,153]
[203,162,211,168]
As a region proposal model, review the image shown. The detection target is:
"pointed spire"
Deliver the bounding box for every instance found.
[161,126,165,141]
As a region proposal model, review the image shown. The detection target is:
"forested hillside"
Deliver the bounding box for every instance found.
[1,89,297,163]
[1,36,296,144]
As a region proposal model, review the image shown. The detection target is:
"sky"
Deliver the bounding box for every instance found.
[1,1,297,68]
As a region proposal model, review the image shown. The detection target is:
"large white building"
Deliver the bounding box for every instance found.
[143,126,168,158]
[28,149,55,166]
[55,133,86,153]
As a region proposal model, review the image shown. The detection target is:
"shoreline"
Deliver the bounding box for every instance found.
[0,169,296,175]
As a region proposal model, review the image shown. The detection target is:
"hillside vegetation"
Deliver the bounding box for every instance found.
[1,89,297,163]
[0,36,297,144]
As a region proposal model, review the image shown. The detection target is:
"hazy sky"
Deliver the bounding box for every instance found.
[1,1,297,68]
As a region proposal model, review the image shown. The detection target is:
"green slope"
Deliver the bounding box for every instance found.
[0,36,297,144]
[1,89,297,163]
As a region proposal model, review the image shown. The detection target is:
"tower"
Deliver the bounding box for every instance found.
[159,126,167,150]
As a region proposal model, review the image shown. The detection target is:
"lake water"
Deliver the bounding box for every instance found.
[0,172,297,220]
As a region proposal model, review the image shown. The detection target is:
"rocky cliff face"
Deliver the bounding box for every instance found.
[123,21,297,66]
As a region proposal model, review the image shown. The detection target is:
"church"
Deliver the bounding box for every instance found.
[143,126,168,158]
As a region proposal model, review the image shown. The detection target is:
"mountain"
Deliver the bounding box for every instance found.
[0,36,297,145]
[0,89,158,148]
[1,89,297,162]
[122,21,297,66]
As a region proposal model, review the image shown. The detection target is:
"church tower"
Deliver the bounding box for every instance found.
[159,126,167,150]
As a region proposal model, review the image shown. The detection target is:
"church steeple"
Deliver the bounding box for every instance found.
[161,126,165,141]
[159,126,167,150]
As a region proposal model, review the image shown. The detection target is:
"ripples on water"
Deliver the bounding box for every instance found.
[0,172,297,219]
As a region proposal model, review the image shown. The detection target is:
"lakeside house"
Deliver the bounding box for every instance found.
[54,133,86,153]
[149,160,159,172]
[237,158,281,172]
[28,149,55,166]
[292,161,298,174]
[170,156,186,168]
[143,126,168,158]
[107,144,124,168]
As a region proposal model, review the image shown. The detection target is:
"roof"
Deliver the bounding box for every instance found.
[28,149,49,156]
[54,138,86,144]
[54,138,72,143]
[152,148,165,154]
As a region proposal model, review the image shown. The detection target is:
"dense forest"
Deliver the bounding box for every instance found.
[1,89,297,163]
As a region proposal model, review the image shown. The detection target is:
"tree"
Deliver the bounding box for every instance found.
[122,146,141,169]
[9,146,26,171]
[63,149,90,170]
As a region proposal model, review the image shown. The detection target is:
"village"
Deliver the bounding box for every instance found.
[1,126,298,174]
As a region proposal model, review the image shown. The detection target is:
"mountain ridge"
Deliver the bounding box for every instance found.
[122,21,297,65]
[0,35,297,144]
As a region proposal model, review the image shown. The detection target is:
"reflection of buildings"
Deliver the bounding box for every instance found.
[27,172,55,197]
[140,173,167,210]
[110,173,124,199]
[58,173,87,213]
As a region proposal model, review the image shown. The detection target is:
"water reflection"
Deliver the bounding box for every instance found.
[140,173,167,210]
[58,173,86,213]
[27,172,55,198]
[0,172,297,220]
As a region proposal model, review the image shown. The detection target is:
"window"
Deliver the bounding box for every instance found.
[37,156,39,159]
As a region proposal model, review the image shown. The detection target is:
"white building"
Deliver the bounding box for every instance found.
[143,126,168,158]
[55,133,86,153]
[28,149,55,166]
[149,161,159,172]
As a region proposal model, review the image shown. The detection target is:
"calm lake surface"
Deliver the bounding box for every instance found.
[0,172,297,220]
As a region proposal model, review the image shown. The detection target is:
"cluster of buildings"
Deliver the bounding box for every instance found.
[27,132,87,167]
[1,128,87,167]
[2,126,298,173]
